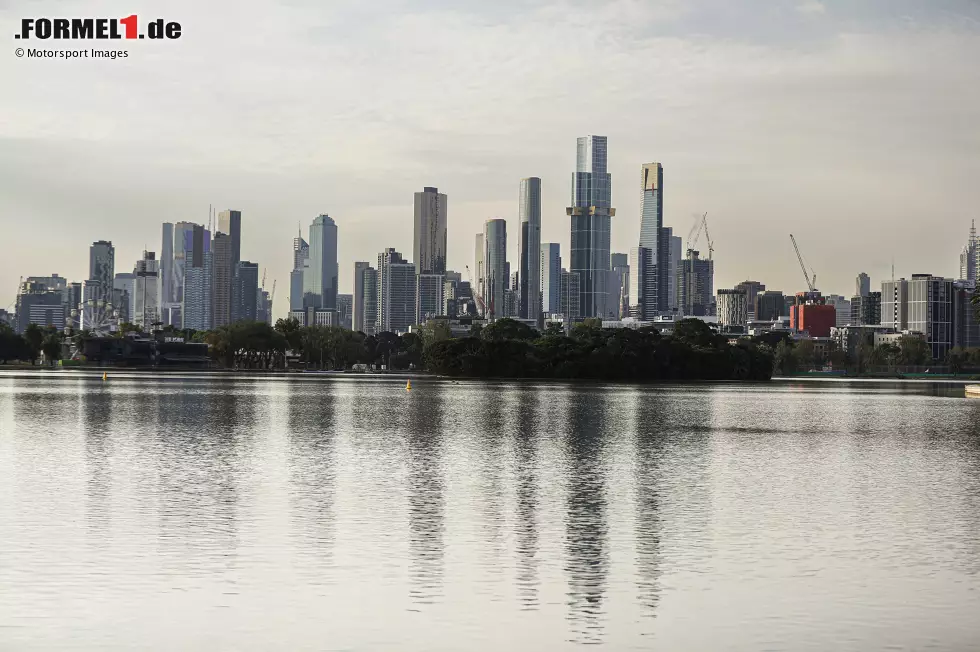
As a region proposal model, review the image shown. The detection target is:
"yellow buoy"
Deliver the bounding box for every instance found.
[406,379,412,391]
[102,372,107,381]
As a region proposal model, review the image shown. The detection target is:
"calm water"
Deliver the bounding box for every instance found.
[1,372,979,651]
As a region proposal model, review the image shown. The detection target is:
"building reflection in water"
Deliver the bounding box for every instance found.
[563,387,609,645]
[406,381,446,605]
[79,377,113,541]
[513,386,541,610]
[154,378,244,577]
[474,384,507,590]
[286,380,337,572]
[631,388,668,619]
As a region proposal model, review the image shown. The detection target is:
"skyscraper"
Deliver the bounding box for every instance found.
[567,135,614,318]
[628,246,656,320]
[133,251,160,330]
[639,163,669,312]
[679,250,714,317]
[540,243,561,315]
[304,214,339,311]
[361,267,378,336]
[668,231,682,313]
[483,219,507,320]
[89,240,115,302]
[181,225,212,331]
[717,289,748,330]
[353,261,370,332]
[611,252,629,319]
[211,232,233,328]
[171,221,196,307]
[114,273,136,326]
[160,223,174,307]
[218,210,242,269]
[856,272,871,298]
[474,232,485,312]
[518,177,542,321]
[735,281,766,321]
[291,231,309,313]
[413,187,447,275]
[377,249,416,334]
[959,221,978,283]
[234,262,259,322]
[559,270,581,324]
[416,273,445,324]
[336,294,353,330]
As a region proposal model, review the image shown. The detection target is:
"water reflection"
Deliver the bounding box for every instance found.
[563,388,609,645]
[474,385,507,592]
[631,389,668,619]
[406,381,445,604]
[287,382,336,569]
[80,379,113,541]
[513,387,540,610]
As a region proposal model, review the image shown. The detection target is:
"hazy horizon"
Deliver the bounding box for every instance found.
[3,0,979,319]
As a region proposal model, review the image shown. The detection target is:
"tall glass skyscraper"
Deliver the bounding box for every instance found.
[413,187,447,275]
[518,177,542,321]
[88,240,115,302]
[304,214,338,311]
[540,243,561,315]
[483,219,507,320]
[567,135,614,318]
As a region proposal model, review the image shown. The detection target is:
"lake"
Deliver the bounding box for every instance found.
[1,372,978,650]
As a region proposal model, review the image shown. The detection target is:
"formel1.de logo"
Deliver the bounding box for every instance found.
[15,16,182,40]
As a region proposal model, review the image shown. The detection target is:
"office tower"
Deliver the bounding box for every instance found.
[444,277,459,316]
[133,251,160,330]
[336,294,353,330]
[211,233,233,328]
[160,223,174,307]
[628,247,656,320]
[217,210,242,268]
[906,275,954,360]
[417,274,446,324]
[611,252,629,319]
[444,270,462,284]
[14,280,66,333]
[256,289,272,325]
[567,135,614,318]
[353,262,371,332]
[541,243,561,315]
[668,233,682,312]
[881,278,909,330]
[679,250,714,316]
[113,273,136,324]
[953,281,980,348]
[639,162,669,312]
[171,222,195,307]
[856,273,871,298]
[755,291,785,321]
[304,214,339,311]
[518,177,542,321]
[474,232,485,308]
[413,187,448,275]
[361,267,378,335]
[717,289,748,329]
[559,270,581,323]
[233,262,259,322]
[826,294,851,327]
[181,226,212,331]
[959,221,978,283]
[292,228,310,312]
[483,219,507,320]
[735,281,766,321]
[89,240,115,302]
[377,248,416,334]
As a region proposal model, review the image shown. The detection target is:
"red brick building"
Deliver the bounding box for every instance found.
[790,302,837,338]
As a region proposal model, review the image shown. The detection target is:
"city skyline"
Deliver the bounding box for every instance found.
[3,2,979,317]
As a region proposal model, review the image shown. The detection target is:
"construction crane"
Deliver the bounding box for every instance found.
[685,213,708,315]
[269,279,276,308]
[702,213,714,262]
[789,234,817,292]
[261,268,267,290]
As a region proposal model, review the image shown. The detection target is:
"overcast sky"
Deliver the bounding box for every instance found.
[2,0,979,317]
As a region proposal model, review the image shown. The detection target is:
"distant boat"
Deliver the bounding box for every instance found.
[965,385,980,397]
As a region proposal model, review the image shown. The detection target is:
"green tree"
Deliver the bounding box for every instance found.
[794,339,816,370]
[23,324,44,365]
[482,318,538,342]
[0,324,28,363]
[274,317,303,353]
[41,331,62,365]
[774,340,797,375]
[898,335,931,365]
[671,318,723,349]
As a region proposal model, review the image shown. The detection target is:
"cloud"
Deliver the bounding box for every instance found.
[797,1,826,15]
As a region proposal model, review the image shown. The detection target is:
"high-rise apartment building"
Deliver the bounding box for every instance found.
[541,243,561,315]
[304,214,339,311]
[735,281,766,321]
[377,248,416,334]
[336,294,353,330]
[217,210,242,269]
[89,240,115,302]
[234,262,259,322]
[679,250,714,316]
[639,163,668,312]
[907,275,954,360]
[290,233,309,313]
[628,246,656,320]
[182,225,212,331]
[133,251,160,330]
[160,223,174,308]
[668,232,682,313]
[353,262,370,332]
[881,279,909,331]
[211,233,233,328]
[417,274,445,324]
[518,177,542,321]
[483,219,507,320]
[171,222,195,307]
[567,135,614,318]
[611,252,629,319]
[14,280,66,333]
[361,267,378,335]
[113,273,136,325]
[755,291,785,321]
[717,289,748,329]
[559,270,581,324]
[474,232,485,312]
[413,187,447,275]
